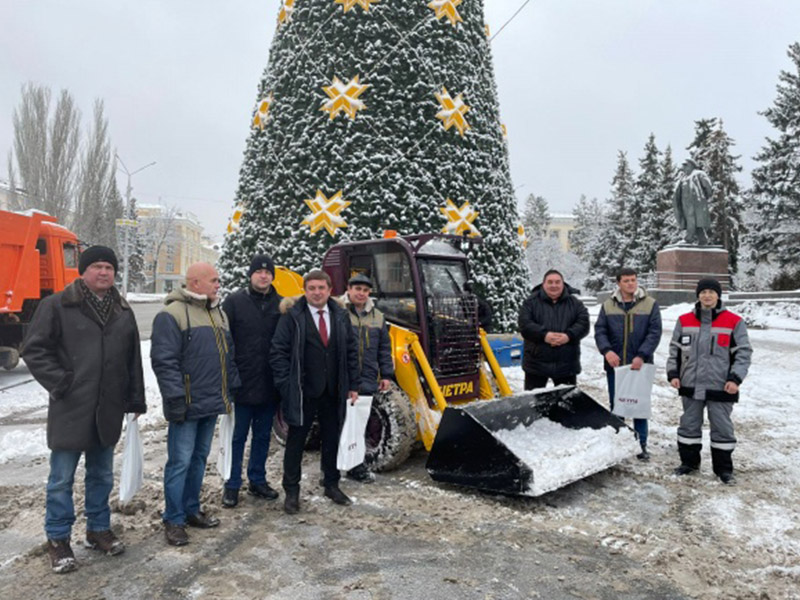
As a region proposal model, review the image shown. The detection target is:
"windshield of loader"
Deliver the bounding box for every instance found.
[419,259,468,297]
[370,249,419,327]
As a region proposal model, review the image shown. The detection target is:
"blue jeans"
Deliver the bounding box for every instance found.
[607,371,648,446]
[226,402,276,490]
[45,445,114,540]
[163,416,217,525]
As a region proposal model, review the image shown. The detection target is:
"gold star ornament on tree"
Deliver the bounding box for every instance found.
[518,223,528,248]
[252,93,273,130]
[227,205,244,235]
[435,87,470,136]
[302,190,351,236]
[278,0,295,25]
[321,75,369,120]
[440,198,480,237]
[334,0,379,12]
[428,0,463,27]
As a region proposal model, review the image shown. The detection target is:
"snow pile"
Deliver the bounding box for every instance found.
[126,293,166,304]
[493,417,640,497]
[0,428,47,464]
[735,300,800,330]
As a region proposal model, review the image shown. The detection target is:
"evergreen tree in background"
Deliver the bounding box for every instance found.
[632,134,661,273]
[521,193,551,239]
[658,145,681,247]
[219,0,530,331]
[570,194,606,291]
[746,42,800,288]
[687,118,744,270]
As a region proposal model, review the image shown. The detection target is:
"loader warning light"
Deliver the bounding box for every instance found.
[382,229,397,238]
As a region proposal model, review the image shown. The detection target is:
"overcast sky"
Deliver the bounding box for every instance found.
[3,1,799,239]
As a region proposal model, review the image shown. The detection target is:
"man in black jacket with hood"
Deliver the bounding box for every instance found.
[270,269,359,514]
[518,269,590,390]
[221,254,282,508]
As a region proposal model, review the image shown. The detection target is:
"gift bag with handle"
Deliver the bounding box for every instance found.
[612,364,656,419]
[337,396,373,471]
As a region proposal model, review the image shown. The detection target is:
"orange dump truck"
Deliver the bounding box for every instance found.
[0,209,80,370]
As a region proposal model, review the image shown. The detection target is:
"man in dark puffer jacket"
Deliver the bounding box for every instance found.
[220,254,282,508]
[518,269,590,390]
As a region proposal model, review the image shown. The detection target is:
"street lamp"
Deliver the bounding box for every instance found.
[116,155,156,297]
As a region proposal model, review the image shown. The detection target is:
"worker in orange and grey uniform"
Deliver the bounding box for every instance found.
[667,278,752,485]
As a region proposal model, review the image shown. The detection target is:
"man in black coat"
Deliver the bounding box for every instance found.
[270,269,359,514]
[220,254,282,508]
[518,269,590,390]
[22,246,146,574]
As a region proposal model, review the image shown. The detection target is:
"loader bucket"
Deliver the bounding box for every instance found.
[426,386,640,496]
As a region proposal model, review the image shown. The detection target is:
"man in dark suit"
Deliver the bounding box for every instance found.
[270,269,359,514]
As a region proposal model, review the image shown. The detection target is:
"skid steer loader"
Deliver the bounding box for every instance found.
[273,233,639,496]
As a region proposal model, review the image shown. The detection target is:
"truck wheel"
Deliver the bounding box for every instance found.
[364,383,417,472]
[2,348,20,371]
[272,406,321,450]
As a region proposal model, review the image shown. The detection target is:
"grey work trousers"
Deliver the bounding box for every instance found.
[677,397,736,451]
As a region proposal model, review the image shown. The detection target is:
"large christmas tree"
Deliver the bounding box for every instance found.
[220,0,530,331]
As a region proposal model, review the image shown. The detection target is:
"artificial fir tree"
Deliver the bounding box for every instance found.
[521,193,551,240]
[220,0,530,331]
[746,42,800,288]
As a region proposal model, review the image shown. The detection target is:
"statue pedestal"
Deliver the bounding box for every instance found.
[651,244,729,305]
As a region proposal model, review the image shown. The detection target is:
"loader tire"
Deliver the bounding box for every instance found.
[364,383,417,472]
[272,406,321,450]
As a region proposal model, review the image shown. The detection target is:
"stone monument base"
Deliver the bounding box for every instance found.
[650,244,729,306]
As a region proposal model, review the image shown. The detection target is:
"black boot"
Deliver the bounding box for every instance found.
[677,441,701,471]
[711,447,735,484]
[636,443,650,461]
[284,488,300,514]
[222,487,239,508]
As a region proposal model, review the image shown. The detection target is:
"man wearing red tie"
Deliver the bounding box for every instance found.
[270,270,360,514]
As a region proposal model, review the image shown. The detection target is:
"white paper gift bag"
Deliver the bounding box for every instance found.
[612,364,656,419]
[337,395,373,471]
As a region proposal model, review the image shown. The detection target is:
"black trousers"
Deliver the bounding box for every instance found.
[524,373,576,391]
[282,393,341,491]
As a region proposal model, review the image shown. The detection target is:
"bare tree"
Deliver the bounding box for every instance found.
[73,100,121,249]
[10,83,81,221]
[138,206,179,292]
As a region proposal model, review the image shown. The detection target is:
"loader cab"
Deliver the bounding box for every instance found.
[322,234,481,401]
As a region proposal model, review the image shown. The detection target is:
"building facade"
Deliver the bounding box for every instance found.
[136,205,220,293]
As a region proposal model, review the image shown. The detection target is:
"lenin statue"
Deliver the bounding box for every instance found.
[673,158,713,245]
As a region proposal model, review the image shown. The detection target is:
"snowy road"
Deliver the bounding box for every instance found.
[0,302,798,599]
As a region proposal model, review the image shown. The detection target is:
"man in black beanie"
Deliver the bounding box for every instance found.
[23,245,146,572]
[667,277,752,484]
[220,254,282,507]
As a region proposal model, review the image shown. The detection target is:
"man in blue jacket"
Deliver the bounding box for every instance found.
[151,262,240,546]
[594,268,662,460]
[270,269,359,514]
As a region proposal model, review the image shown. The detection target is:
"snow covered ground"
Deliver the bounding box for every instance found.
[0,301,798,599]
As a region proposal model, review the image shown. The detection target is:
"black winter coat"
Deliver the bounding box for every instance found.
[22,281,146,451]
[270,296,359,428]
[518,284,590,377]
[222,286,282,406]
